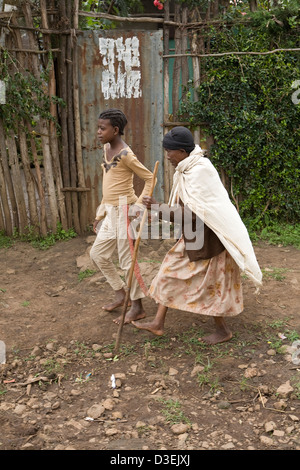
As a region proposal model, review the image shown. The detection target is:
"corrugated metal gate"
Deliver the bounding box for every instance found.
[77,30,164,221]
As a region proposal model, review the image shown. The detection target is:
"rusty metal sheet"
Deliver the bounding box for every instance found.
[77,30,164,221]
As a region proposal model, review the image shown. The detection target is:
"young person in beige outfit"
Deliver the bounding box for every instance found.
[90,109,153,325]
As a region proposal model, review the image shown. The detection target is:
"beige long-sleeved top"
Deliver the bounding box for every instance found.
[95,144,153,221]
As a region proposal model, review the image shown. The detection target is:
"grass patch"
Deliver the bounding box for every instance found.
[259,223,300,248]
[262,267,288,281]
[78,269,97,281]
[42,358,65,375]
[246,221,300,248]
[261,318,300,354]
[28,224,77,250]
[73,341,94,357]
[291,376,300,400]
[177,326,206,345]
[143,335,171,349]
[0,223,77,251]
[0,231,13,249]
[159,398,191,425]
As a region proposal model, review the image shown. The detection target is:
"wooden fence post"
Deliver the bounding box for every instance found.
[0,122,13,235]
[22,1,59,232]
[0,118,18,233]
[40,0,68,232]
[73,0,88,233]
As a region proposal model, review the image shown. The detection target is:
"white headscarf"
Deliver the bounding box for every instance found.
[169,145,262,287]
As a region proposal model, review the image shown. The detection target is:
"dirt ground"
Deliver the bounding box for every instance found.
[0,232,299,452]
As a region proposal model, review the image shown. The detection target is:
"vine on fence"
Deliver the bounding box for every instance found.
[0,50,62,137]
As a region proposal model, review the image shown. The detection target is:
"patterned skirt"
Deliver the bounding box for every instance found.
[149,237,243,317]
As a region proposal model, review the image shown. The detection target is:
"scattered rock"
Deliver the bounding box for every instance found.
[264,421,276,433]
[105,427,119,436]
[31,346,42,356]
[191,365,205,377]
[51,401,60,410]
[178,432,188,445]
[259,385,271,395]
[136,421,147,428]
[171,423,189,435]
[260,435,274,446]
[221,442,235,449]
[115,378,122,388]
[14,404,27,415]
[87,404,105,419]
[114,373,126,380]
[102,398,115,410]
[6,269,15,275]
[217,401,231,410]
[273,400,287,410]
[244,367,258,378]
[76,252,95,272]
[276,381,294,398]
[56,346,68,356]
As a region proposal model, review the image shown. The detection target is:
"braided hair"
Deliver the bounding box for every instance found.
[99,108,128,135]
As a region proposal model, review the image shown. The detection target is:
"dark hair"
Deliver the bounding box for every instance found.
[163,126,195,154]
[98,108,128,135]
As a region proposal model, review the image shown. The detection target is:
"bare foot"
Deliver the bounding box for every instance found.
[102,289,130,312]
[113,300,145,325]
[132,320,164,336]
[198,330,232,345]
[114,310,146,326]
[198,316,233,345]
[102,299,131,312]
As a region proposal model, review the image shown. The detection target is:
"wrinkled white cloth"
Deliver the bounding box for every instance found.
[169,145,262,286]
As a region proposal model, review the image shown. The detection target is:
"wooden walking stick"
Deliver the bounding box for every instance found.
[114,161,159,353]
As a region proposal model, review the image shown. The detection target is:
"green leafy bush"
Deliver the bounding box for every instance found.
[180,7,300,225]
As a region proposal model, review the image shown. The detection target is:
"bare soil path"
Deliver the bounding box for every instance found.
[0,235,299,451]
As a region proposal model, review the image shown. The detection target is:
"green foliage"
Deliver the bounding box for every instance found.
[0,224,77,251]
[158,398,191,425]
[78,269,97,281]
[20,222,77,250]
[0,50,62,134]
[0,231,13,249]
[249,1,300,32]
[180,6,300,224]
[80,0,144,29]
[258,222,300,247]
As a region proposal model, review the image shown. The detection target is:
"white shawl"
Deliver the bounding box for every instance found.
[169,145,262,287]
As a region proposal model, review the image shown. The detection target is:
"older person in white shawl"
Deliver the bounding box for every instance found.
[133,127,262,345]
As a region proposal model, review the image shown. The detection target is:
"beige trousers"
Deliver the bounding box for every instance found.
[90,205,145,301]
